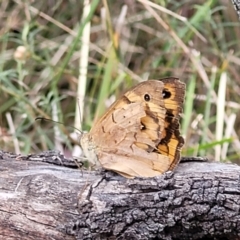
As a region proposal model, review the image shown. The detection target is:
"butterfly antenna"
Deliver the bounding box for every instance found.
[35,117,83,134]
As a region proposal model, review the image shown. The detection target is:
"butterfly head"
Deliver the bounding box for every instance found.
[80,133,101,166]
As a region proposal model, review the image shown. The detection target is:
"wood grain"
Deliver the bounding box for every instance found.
[0,150,240,239]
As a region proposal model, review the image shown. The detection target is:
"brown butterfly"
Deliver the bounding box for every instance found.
[80,77,185,178]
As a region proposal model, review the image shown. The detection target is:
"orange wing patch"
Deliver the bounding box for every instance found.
[157,78,185,170]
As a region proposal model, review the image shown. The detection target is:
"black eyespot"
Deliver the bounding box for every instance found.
[162,89,171,99]
[144,94,150,101]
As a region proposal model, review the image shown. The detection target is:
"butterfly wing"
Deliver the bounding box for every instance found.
[157,77,185,170]
[81,80,172,178]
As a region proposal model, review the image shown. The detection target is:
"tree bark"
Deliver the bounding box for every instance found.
[0,150,240,240]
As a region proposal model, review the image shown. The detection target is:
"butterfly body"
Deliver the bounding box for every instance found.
[81,78,185,178]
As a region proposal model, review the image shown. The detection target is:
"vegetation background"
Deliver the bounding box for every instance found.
[0,0,240,164]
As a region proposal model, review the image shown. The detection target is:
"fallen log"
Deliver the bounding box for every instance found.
[0,150,239,240]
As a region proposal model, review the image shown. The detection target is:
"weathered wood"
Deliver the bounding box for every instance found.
[0,150,96,240]
[70,161,240,240]
[0,150,240,240]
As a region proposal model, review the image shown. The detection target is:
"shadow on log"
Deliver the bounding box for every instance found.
[0,150,240,240]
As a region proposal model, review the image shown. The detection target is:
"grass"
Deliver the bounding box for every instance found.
[0,0,240,163]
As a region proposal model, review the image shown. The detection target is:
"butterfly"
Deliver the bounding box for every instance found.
[80,77,185,178]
